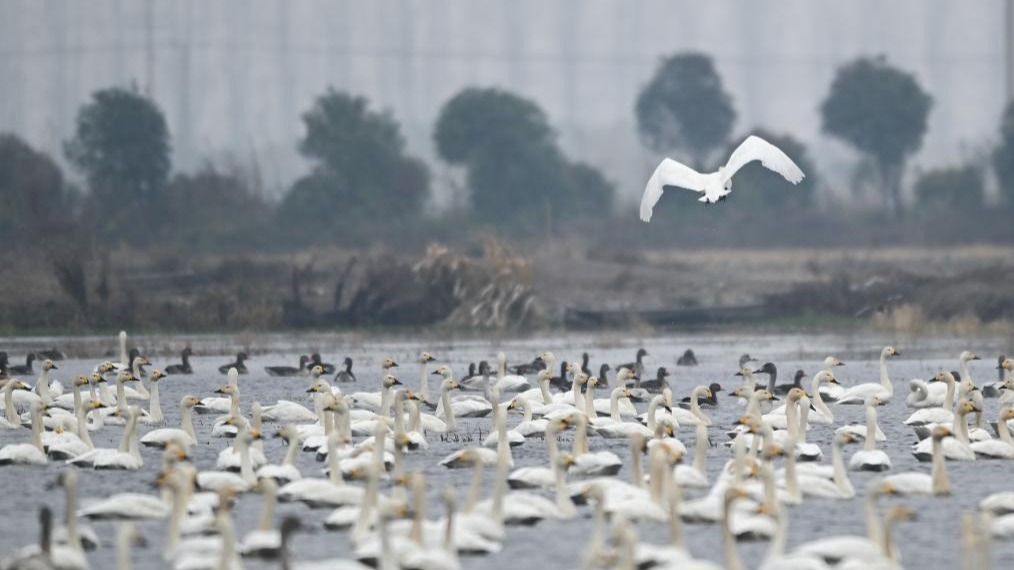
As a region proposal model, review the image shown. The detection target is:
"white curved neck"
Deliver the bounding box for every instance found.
[690,388,707,423]
[810,378,833,421]
[785,397,800,441]
[491,408,509,523]
[554,454,575,518]
[539,379,552,404]
[258,485,277,531]
[999,413,1013,445]
[879,353,892,391]
[630,444,644,488]
[763,504,788,565]
[3,386,19,428]
[283,434,299,467]
[944,378,956,411]
[831,440,852,495]
[722,499,746,570]
[65,479,80,550]
[864,404,878,452]
[440,384,456,431]
[149,380,162,423]
[931,436,950,495]
[865,490,883,545]
[117,412,135,454]
[180,404,196,443]
[572,378,584,413]
[419,363,430,402]
[645,396,659,431]
[954,410,972,444]
[519,396,534,422]
[692,423,708,474]
[326,435,343,486]
[797,396,812,444]
[239,435,254,484]
[784,443,800,502]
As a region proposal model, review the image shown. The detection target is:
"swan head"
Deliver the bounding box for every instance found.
[1000,407,1014,421]
[6,379,30,391]
[932,370,956,384]
[41,359,57,372]
[823,356,844,368]
[149,369,166,382]
[306,379,329,394]
[586,376,600,390]
[432,365,453,379]
[214,383,239,395]
[835,431,859,446]
[537,369,553,384]
[566,362,582,374]
[275,424,298,441]
[557,453,576,470]
[97,361,116,374]
[864,394,884,407]
[883,347,900,358]
[931,425,953,440]
[998,358,1014,371]
[616,367,637,382]
[630,432,647,452]
[116,370,138,384]
[734,367,753,378]
[538,351,555,364]
[496,352,507,366]
[181,395,200,408]
[787,387,806,402]
[90,372,107,385]
[761,443,784,460]
[382,358,398,370]
[960,350,981,363]
[308,365,325,378]
[955,398,980,415]
[420,352,435,363]
[440,378,461,392]
[382,374,402,389]
[815,370,838,385]
[72,375,90,388]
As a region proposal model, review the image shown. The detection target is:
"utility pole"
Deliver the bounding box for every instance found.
[1008,0,1014,101]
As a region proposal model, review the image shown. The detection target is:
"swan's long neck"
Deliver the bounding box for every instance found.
[115,378,127,413]
[586,496,606,567]
[999,412,1013,446]
[879,353,892,393]
[831,439,852,496]
[931,436,951,495]
[554,452,575,518]
[149,380,162,423]
[36,368,51,402]
[865,488,883,546]
[731,435,747,486]
[380,385,393,417]
[572,377,584,414]
[955,409,972,445]
[392,393,406,434]
[811,378,833,422]
[216,508,237,570]
[181,404,196,443]
[944,378,956,411]
[539,378,552,405]
[785,397,800,442]
[760,460,776,507]
[465,456,484,512]
[645,396,659,432]
[763,504,788,565]
[574,415,589,455]
[784,441,800,503]
[71,382,82,418]
[692,423,708,475]
[584,383,595,415]
[441,383,457,431]
[132,362,150,399]
[282,432,300,467]
[630,443,644,488]
[326,434,343,486]
[117,526,133,570]
[722,497,746,570]
[959,358,973,387]
[65,478,81,551]
[116,412,134,454]
[409,480,425,545]
[519,396,534,422]
[3,385,19,428]
[257,483,277,531]
[239,433,254,485]
[127,412,141,461]
[229,390,240,417]
[419,362,430,402]
[864,404,878,452]
[492,407,510,523]
[77,404,95,449]
[691,387,707,424]
[797,395,812,444]
[118,332,128,368]
[99,382,114,406]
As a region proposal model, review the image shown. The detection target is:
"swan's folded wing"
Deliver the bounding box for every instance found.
[639,158,707,222]
[724,135,805,184]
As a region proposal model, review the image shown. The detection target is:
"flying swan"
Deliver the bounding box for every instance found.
[639,135,805,220]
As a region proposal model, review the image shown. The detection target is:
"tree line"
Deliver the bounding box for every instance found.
[2,52,1013,251]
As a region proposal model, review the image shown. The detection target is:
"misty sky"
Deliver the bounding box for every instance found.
[0,0,1006,208]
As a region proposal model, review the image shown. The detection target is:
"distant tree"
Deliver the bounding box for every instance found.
[435,87,615,227]
[163,164,273,249]
[820,57,931,216]
[434,87,555,165]
[0,134,72,242]
[279,89,430,242]
[719,130,819,209]
[635,52,736,167]
[913,165,983,211]
[992,100,1014,205]
[65,86,171,242]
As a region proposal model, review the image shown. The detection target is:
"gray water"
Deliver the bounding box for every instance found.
[1,331,1012,569]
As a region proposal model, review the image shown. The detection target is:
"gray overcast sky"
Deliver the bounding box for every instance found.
[0,0,1006,207]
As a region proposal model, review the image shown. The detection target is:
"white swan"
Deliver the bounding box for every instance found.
[507,417,569,489]
[904,371,959,427]
[68,405,143,470]
[764,371,836,424]
[237,478,282,557]
[970,406,1014,459]
[197,424,259,493]
[910,398,978,461]
[194,367,240,415]
[0,402,47,465]
[782,432,856,500]
[493,351,530,392]
[0,379,30,429]
[848,395,892,472]
[256,424,304,482]
[816,356,846,401]
[639,134,805,218]
[415,351,436,403]
[884,426,952,495]
[505,395,549,437]
[278,432,364,508]
[792,479,894,564]
[140,395,200,448]
[836,347,899,404]
[564,411,622,478]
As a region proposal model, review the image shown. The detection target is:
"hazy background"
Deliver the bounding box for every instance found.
[2,1,1014,333]
[0,0,1006,205]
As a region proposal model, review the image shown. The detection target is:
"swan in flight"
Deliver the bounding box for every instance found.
[639,134,805,220]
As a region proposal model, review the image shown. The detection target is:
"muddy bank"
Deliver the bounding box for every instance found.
[1,243,1013,333]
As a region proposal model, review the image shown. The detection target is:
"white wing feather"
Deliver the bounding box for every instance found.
[639,158,708,222]
[723,135,805,184]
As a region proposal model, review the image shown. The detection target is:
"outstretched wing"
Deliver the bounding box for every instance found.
[639,158,708,222]
[723,135,805,184]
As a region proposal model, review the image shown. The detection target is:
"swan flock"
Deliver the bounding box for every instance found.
[0,334,1012,570]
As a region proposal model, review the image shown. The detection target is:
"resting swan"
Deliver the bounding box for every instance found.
[835,347,899,405]
[0,402,48,465]
[848,395,892,471]
[140,395,200,448]
[884,426,952,495]
[970,406,1014,459]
